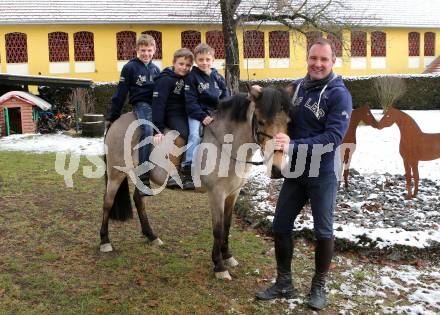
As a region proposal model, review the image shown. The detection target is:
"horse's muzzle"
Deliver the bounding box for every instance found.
[270,165,283,179]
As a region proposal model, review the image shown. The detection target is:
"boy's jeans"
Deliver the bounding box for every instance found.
[182,117,201,168]
[133,102,153,168]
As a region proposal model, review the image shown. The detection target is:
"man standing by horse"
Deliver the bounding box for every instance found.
[106,34,160,196]
[255,38,352,310]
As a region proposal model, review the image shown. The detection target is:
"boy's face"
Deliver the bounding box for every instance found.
[195,53,214,73]
[137,44,156,64]
[173,56,193,76]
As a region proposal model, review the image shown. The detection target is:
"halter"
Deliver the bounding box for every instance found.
[205,111,277,166]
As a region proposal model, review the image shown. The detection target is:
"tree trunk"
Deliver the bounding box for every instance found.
[220,1,241,95]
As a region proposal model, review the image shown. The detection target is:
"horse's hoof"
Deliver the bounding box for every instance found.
[151,238,164,246]
[100,243,113,252]
[224,257,239,267]
[215,270,232,280]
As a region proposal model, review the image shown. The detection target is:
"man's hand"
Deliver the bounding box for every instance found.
[153,133,164,145]
[202,116,214,126]
[274,133,291,152]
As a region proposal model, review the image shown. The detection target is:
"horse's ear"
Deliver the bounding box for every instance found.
[247,84,262,101]
[286,83,297,99]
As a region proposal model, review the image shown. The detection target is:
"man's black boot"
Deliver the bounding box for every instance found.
[308,238,334,310]
[137,172,153,197]
[308,271,327,310]
[181,165,195,190]
[255,233,295,300]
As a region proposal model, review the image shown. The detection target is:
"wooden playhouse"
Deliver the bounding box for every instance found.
[0,91,51,136]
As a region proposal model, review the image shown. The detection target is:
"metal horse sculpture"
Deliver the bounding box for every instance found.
[100,86,290,280]
[341,105,378,188]
[378,106,440,199]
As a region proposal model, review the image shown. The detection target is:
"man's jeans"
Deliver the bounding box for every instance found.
[133,102,153,167]
[273,173,337,240]
[182,117,201,168]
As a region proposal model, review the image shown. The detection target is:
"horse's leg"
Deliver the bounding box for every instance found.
[100,177,124,252]
[412,161,420,197]
[133,189,163,245]
[208,191,231,280]
[222,191,240,268]
[403,159,413,199]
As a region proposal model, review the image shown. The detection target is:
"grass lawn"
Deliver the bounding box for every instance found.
[0,151,437,314]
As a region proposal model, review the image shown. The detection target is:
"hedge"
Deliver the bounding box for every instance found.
[34,74,440,115]
[244,74,440,110]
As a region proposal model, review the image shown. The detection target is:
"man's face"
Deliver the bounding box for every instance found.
[307,43,335,80]
[173,57,193,76]
[137,44,156,64]
[195,53,214,73]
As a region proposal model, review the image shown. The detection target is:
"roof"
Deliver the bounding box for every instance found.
[0,0,439,28]
[0,91,52,111]
[0,73,92,88]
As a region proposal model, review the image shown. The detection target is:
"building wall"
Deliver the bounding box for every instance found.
[0,24,439,82]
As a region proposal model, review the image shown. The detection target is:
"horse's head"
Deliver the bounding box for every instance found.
[377,106,397,129]
[247,85,291,178]
[358,105,378,128]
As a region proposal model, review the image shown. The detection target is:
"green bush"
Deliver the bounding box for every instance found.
[244,74,440,110]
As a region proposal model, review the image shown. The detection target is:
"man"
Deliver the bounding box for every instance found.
[255,38,352,311]
[106,34,160,196]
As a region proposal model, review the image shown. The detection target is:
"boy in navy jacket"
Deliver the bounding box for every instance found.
[181,43,229,189]
[106,34,160,196]
[152,48,194,188]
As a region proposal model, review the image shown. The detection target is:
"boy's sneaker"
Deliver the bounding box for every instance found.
[166,176,181,189]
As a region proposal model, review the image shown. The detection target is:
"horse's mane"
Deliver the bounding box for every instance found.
[216,92,251,122]
[216,88,290,122]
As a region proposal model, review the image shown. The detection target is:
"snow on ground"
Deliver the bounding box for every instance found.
[281,250,440,315]
[0,133,104,156]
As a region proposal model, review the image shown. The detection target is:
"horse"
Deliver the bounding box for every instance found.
[377,106,440,199]
[100,86,291,280]
[340,105,378,188]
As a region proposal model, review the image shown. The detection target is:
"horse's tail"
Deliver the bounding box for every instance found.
[104,153,133,221]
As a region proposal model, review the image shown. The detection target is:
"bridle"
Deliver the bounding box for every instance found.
[205,111,278,166]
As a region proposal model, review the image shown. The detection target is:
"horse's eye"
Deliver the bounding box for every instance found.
[258,120,265,126]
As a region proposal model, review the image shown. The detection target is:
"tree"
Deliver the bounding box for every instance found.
[206,0,357,93]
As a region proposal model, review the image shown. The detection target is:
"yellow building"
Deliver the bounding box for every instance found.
[0,0,439,83]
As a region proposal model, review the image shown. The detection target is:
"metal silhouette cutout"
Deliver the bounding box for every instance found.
[378,106,440,199]
[341,105,378,188]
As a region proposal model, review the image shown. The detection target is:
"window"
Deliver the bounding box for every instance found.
[5,32,28,63]
[408,32,420,56]
[371,31,386,57]
[269,31,289,58]
[181,31,201,53]
[327,32,342,57]
[48,32,69,62]
[142,30,163,59]
[351,31,367,57]
[116,31,136,60]
[74,31,95,61]
[424,32,435,56]
[306,31,323,50]
[206,31,225,59]
[243,30,264,58]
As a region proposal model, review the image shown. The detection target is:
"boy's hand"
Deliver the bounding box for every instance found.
[202,116,214,126]
[153,133,164,145]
